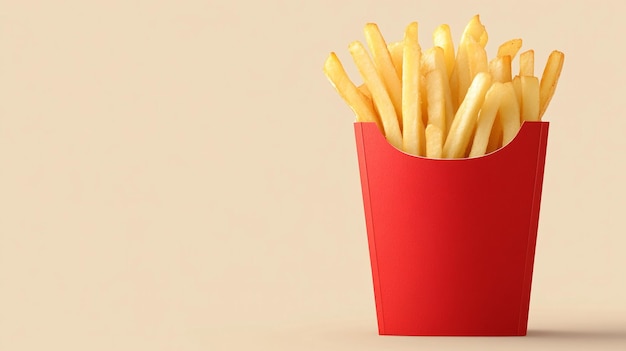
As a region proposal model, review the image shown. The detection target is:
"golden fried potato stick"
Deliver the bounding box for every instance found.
[323,52,382,131]
[450,46,470,111]
[349,41,403,149]
[401,22,424,156]
[451,15,487,111]
[499,82,521,146]
[486,54,512,152]
[497,39,522,59]
[539,50,565,119]
[356,84,378,116]
[433,24,455,78]
[519,50,534,76]
[462,15,488,48]
[364,23,404,129]
[451,40,470,109]
[453,37,487,109]
[521,75,540,121]
[387,41,404,78]
[469,82,504,157]
[323,19,564,159]
[486,115,503,153]
[467,39,488,79]
[425,124,444,158]
[489,55,512,83]
[424,69,446,137]
[422,47,454,133]
[357,84,372,100]
[443,72,492,158]
[420,65,429,126]
[512,75,523,114]
[479,30,488,48]
[358,84,382,118]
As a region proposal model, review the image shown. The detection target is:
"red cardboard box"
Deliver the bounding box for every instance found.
[354,121,549,336]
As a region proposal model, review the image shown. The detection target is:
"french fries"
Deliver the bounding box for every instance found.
[357,84,372,100]
[500,82,522,145]
[497,38,523,59]
[512,75,523,113]
[539,50,565,119]
[425,124,444,158]
[486,116,503,153]
[348,41,403,149]
[364,23,404,129]
[521,75,540,122]
[443,72,492,158]
[519,50,534,76]
[324,16,564,158]
[401,22,424,156]
[469,82,504,157]
[489,55,512,83]
[467,39,489,79]
[433,24,455,78]
[323,53,381,131]
[422,47,453,133]
[424,70,446,137]
[387,41,404,78]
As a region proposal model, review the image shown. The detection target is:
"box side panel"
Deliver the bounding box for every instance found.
[354,123,385,334]
[517,123,550,334]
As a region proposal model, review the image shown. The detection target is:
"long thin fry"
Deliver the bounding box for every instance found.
[500,82,521,146]
[454,37,487,108]
[512,75,523,115]
[364,23,404,129]
[357,84,371,100]
[519,50,534,76]
[539,50,565,119]
[424,69,446,136]
[470,82,504,157]
[349,41,403,149]
[449,45,464,111]
[425,124,444,158]
[421,47,454,134]
[462,15,487,47]
[486,115,503,153]
[401,22,424,156]
[323,52,382,131]
[479,30,488,48]
[467,39,488,79]
[520,75,540,121]
[387,41,404,78]
[443,72,492,158]
[433,24,455,78]
[451,15,487,111]
[486,53,511,153]
[452,40,472,108]
[489,55,512,83]
[497,39,522,59]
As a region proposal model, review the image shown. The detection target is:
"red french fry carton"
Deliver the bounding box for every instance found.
[354,121,549,336]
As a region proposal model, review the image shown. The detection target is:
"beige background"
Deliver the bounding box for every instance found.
[0,0,624,350]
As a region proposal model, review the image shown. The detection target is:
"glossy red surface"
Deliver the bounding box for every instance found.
[354,121,549,336]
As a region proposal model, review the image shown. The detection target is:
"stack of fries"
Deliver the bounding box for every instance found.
[324,15,564,158]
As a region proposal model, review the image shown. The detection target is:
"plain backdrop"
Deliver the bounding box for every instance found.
[0,0,624,350]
